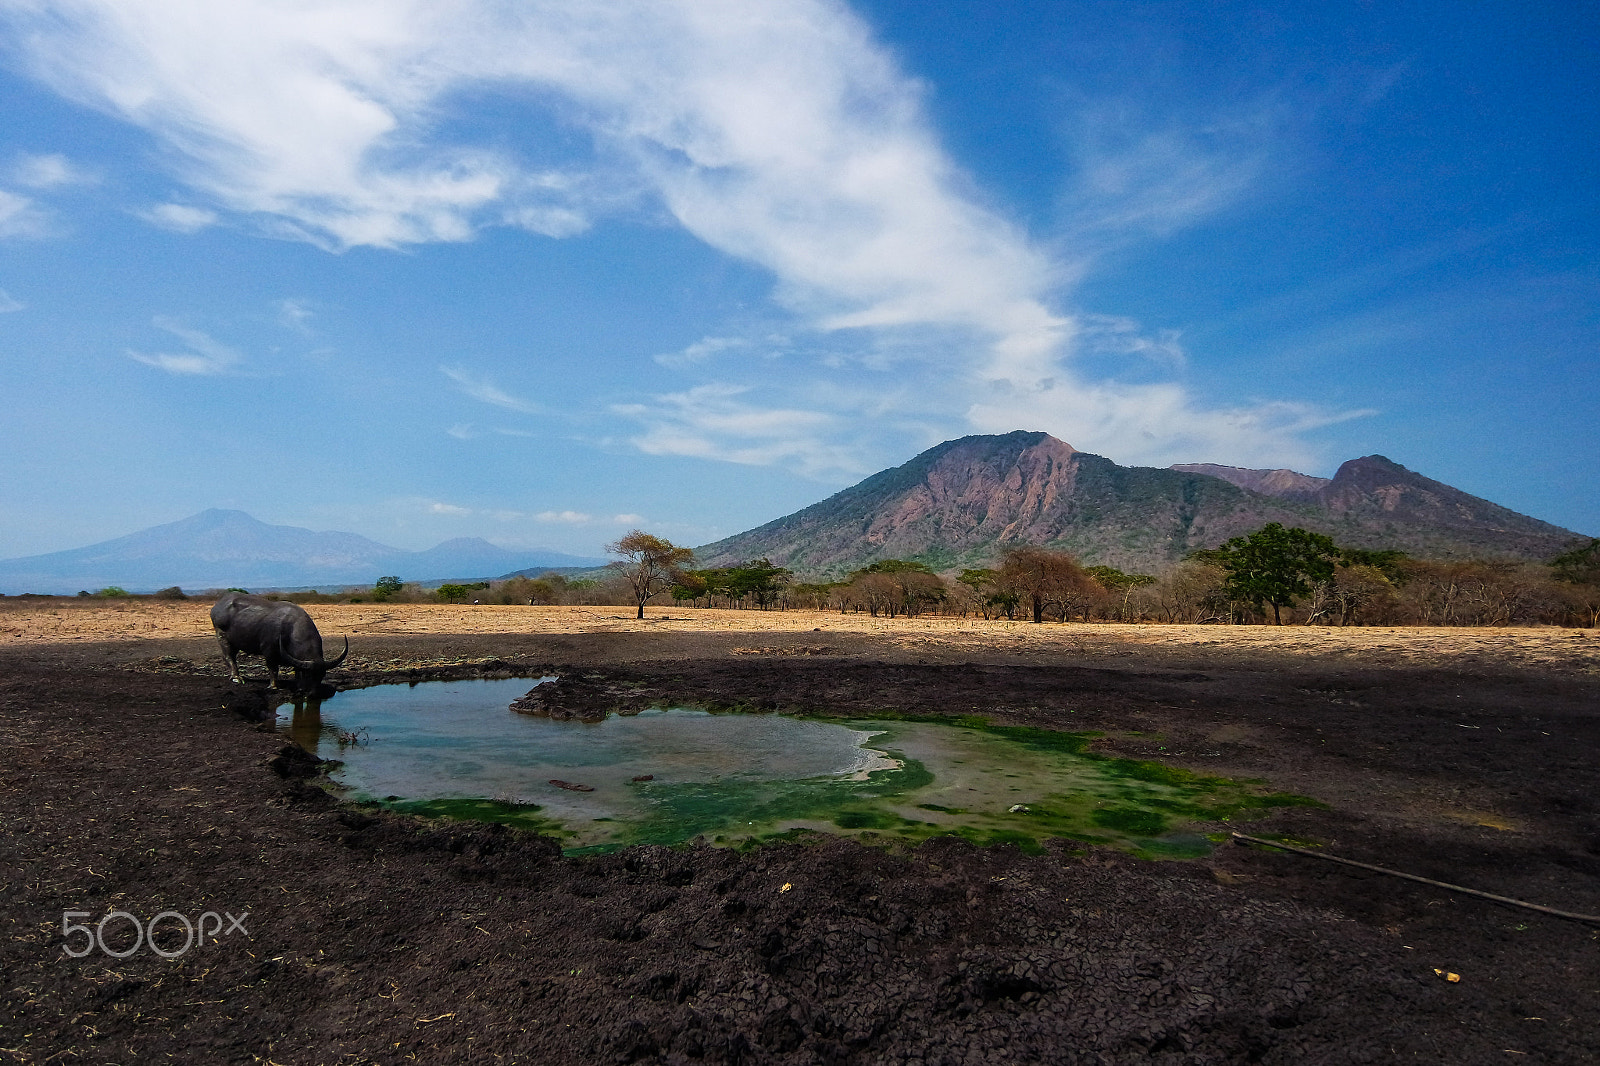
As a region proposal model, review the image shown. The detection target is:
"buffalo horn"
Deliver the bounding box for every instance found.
[278,638,318,671]
[325,636,350,669]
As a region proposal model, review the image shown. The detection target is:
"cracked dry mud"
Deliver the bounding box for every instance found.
[1,606,1597,1064]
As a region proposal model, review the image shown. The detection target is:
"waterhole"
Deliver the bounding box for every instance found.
[278,677,1316,857]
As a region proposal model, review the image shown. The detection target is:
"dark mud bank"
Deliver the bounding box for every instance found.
[2,632,1597,1064]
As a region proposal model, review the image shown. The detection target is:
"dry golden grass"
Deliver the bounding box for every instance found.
[2,597,1595,673]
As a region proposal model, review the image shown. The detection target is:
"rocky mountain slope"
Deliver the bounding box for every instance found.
[694,432,1585,577]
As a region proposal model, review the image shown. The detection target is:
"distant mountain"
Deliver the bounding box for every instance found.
[0,509,606,594]
[694,432,1587,577]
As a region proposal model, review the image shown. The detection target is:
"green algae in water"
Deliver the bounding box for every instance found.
[275,678,1318,858]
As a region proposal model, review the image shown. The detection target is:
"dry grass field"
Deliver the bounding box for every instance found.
[3,596,1594,675]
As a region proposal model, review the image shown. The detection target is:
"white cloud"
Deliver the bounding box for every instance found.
[967,378,1375,470]
[536,510,592,524]
[140,202,219,233]
[0,288,22,312]
[614,382,868,479]
[0,1,1063,341]
[446,423,477,439]
[440,365,540,414]
[0,189,48,238]
[127,316,244,375]
[11,152,93,188]
[1077,315,1185,367]
[276,297,314,332]
[654,335,748,369]
[1,0,1350,469]
[1058,102,1275,246]
[428,501,471,515]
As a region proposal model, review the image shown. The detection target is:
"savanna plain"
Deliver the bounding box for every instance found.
[2,599,1598,1064]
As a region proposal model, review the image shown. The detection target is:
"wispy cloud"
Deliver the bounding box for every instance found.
[276,297,314,333]
[11,152,94,189]
[614,382,868,479]
[0,288,22,313]
[441,366,541,415]
[428,501,471,515]
[654,335,749,369]
[1057,100,1277,247]
[536,510,593,524]
[1077,314,1186,367]
[127,317,245,375]
[140,203,219,233]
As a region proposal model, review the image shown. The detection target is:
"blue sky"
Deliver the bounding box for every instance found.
[0,0,1595,560]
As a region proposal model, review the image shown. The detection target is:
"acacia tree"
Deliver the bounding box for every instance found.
[997,546,1096,623]
[847,560,946,617]
[1085,565,1157,622]
[607,530,695,619]
[1208,523,1340,624]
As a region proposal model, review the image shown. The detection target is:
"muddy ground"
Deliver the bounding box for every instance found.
[2,617,1598,1064]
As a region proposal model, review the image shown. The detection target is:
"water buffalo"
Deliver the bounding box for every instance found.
[211,592,349,692]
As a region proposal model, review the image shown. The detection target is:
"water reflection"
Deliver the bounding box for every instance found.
[268,676,1306,857]
[280,697,326,752]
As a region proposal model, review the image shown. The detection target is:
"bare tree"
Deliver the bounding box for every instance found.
[607,530,695,619]
[1152,562,1226,623]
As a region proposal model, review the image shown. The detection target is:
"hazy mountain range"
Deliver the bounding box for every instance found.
[694,432,1587,577]
[0,509,606,595]
[3,433,1586,593]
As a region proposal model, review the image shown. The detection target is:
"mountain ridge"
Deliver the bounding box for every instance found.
[693,432,1585,577]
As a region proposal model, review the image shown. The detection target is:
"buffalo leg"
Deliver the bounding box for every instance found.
[214,631,243,684]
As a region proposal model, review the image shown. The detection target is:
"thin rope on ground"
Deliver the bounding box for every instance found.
[1230,831,1600,925]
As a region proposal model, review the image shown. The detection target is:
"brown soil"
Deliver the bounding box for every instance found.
[2,602,1598,1064]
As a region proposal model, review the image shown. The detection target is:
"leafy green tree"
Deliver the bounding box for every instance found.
[1210,523,1340,624]
[740,559,793,609]
[670,571,711,606]
[372,575,403,601]
[855,559,933,576]
[1551,538,1600,585]
[607,530,695,619]
[94,586,130,598]
[1338,548,1409,581]
[436,581,489,603]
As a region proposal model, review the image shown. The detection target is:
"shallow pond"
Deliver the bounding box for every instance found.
[278,677,1315,856]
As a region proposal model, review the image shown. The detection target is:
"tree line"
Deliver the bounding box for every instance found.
[594,524,1600,628]
[136,525,1596,628]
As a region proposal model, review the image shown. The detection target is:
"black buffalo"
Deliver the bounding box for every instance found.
[211,592,349,692]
